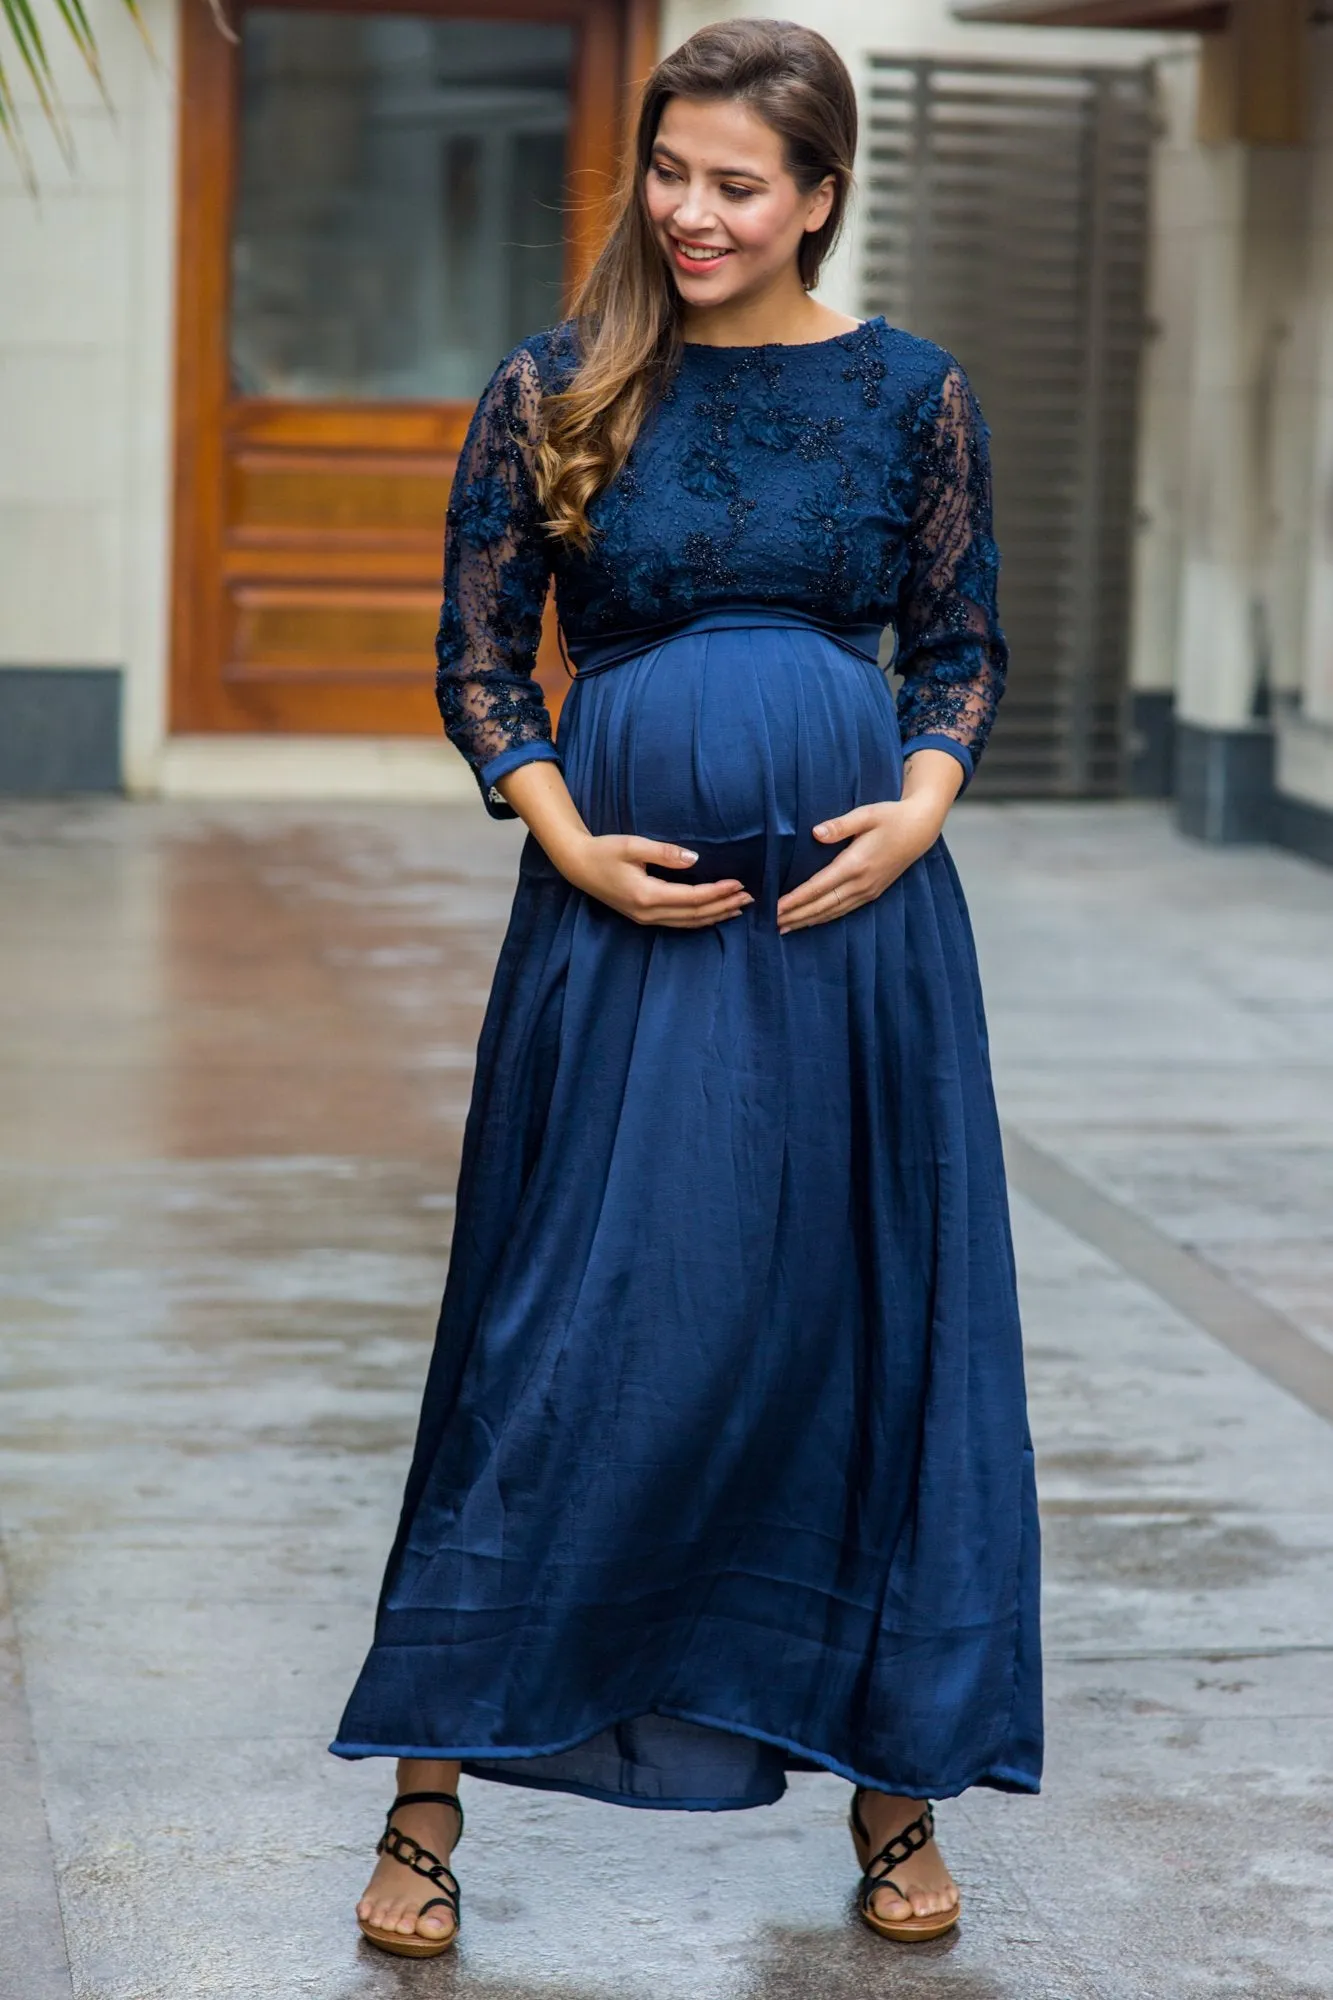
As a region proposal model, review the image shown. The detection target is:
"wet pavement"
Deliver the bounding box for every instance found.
[1,797,1331,2000]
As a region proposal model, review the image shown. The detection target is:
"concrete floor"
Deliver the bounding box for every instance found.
[1,797,1331,2000]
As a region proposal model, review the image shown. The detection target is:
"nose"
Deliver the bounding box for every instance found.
[672,180,719,234]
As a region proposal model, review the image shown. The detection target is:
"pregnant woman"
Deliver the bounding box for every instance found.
[335,16,1041,1958]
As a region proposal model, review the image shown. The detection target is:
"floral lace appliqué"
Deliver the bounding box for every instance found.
[435,318,1007,816]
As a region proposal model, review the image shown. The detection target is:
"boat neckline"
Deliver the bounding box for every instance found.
[679,315,883,355]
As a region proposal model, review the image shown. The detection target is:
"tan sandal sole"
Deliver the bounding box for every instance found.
[852,1825,962,1941]
[357,1916,457,1959]
[859,1900,961,1942]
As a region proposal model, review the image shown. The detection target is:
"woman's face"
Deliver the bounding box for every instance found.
[644,96,835,311]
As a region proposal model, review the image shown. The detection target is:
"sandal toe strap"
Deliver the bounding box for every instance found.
[416,1896,457,1924]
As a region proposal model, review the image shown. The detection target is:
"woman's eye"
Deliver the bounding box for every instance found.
[722,185,754,201]
[651,163,679,184]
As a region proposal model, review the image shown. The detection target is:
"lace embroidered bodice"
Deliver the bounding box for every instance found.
[436,316,1007,817]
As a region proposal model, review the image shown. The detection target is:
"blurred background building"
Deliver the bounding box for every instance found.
[0,0,1328,861]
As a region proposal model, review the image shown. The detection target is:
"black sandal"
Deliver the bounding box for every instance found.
[357,1790,463,1958]
[849,1788,961,1941]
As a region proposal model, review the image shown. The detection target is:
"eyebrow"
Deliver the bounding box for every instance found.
[651,143,770,184]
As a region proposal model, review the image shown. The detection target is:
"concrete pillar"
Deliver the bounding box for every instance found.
[1172,142,1308,842]
[119,0,180,799]
[1301,36,1333,733]
[1264,27,1333,863]
[0,0,178,798]
[1126,55,1196,798]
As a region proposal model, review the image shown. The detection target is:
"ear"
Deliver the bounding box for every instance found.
[802,173,837,235]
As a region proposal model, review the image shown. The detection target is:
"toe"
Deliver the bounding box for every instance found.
[418,1912,454,1941]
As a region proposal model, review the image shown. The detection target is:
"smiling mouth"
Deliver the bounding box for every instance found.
[671,239,732,265]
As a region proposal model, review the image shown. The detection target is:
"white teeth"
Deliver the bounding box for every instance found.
[677,245,726,262]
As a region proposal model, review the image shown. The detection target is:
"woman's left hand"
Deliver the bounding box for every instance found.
[776,750,964,935]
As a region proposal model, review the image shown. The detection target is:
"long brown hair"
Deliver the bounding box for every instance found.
[535,19,858,549]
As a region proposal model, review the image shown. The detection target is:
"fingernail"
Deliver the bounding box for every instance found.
[814,823,831,838]
[681,848,698,863]
[741,894,754,904]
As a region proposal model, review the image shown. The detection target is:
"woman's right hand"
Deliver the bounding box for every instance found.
[494,760,750,929]
[560,833,752,929]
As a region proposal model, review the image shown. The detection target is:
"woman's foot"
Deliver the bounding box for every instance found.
[855,1791,960,1926]
[357,1758,462,1948]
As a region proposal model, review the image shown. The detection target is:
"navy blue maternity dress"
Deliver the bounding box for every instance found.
[332,316,1043,1809]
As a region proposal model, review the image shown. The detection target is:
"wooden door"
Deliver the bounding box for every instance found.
[171,0,640,736]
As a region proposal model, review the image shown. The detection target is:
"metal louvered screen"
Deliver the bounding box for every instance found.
[862,57,1154,797]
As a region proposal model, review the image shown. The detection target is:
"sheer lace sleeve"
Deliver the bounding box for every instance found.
[435,344,559,819]
[893,363,1008,787]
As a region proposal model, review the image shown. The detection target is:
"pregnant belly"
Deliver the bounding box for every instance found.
[555,622,903,899]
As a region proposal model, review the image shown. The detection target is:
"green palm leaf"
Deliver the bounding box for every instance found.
[2,0,145,188]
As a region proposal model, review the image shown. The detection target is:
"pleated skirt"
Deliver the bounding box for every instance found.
[332,612,1043,1809]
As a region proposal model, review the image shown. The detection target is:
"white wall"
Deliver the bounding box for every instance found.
[0,0,177,790]
[659,0,1174,73]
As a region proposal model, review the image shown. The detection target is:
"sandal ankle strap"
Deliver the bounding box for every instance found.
[387,1790,464,1841]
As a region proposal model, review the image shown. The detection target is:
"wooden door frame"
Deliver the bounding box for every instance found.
[169,0,659,734]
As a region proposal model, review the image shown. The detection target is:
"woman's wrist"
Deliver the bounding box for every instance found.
[544,826,596,886]
[894,797,948,864]
[900,748,964,836]
[495,761,595,883]
[895,781,946,826]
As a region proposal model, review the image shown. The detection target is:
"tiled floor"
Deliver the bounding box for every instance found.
[1,798,1330,1999]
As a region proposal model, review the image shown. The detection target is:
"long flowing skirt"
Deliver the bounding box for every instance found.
[332,611,1042,1809]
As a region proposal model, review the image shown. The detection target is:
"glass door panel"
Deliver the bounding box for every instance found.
[170,0,622,738]
[230,15,574,401]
